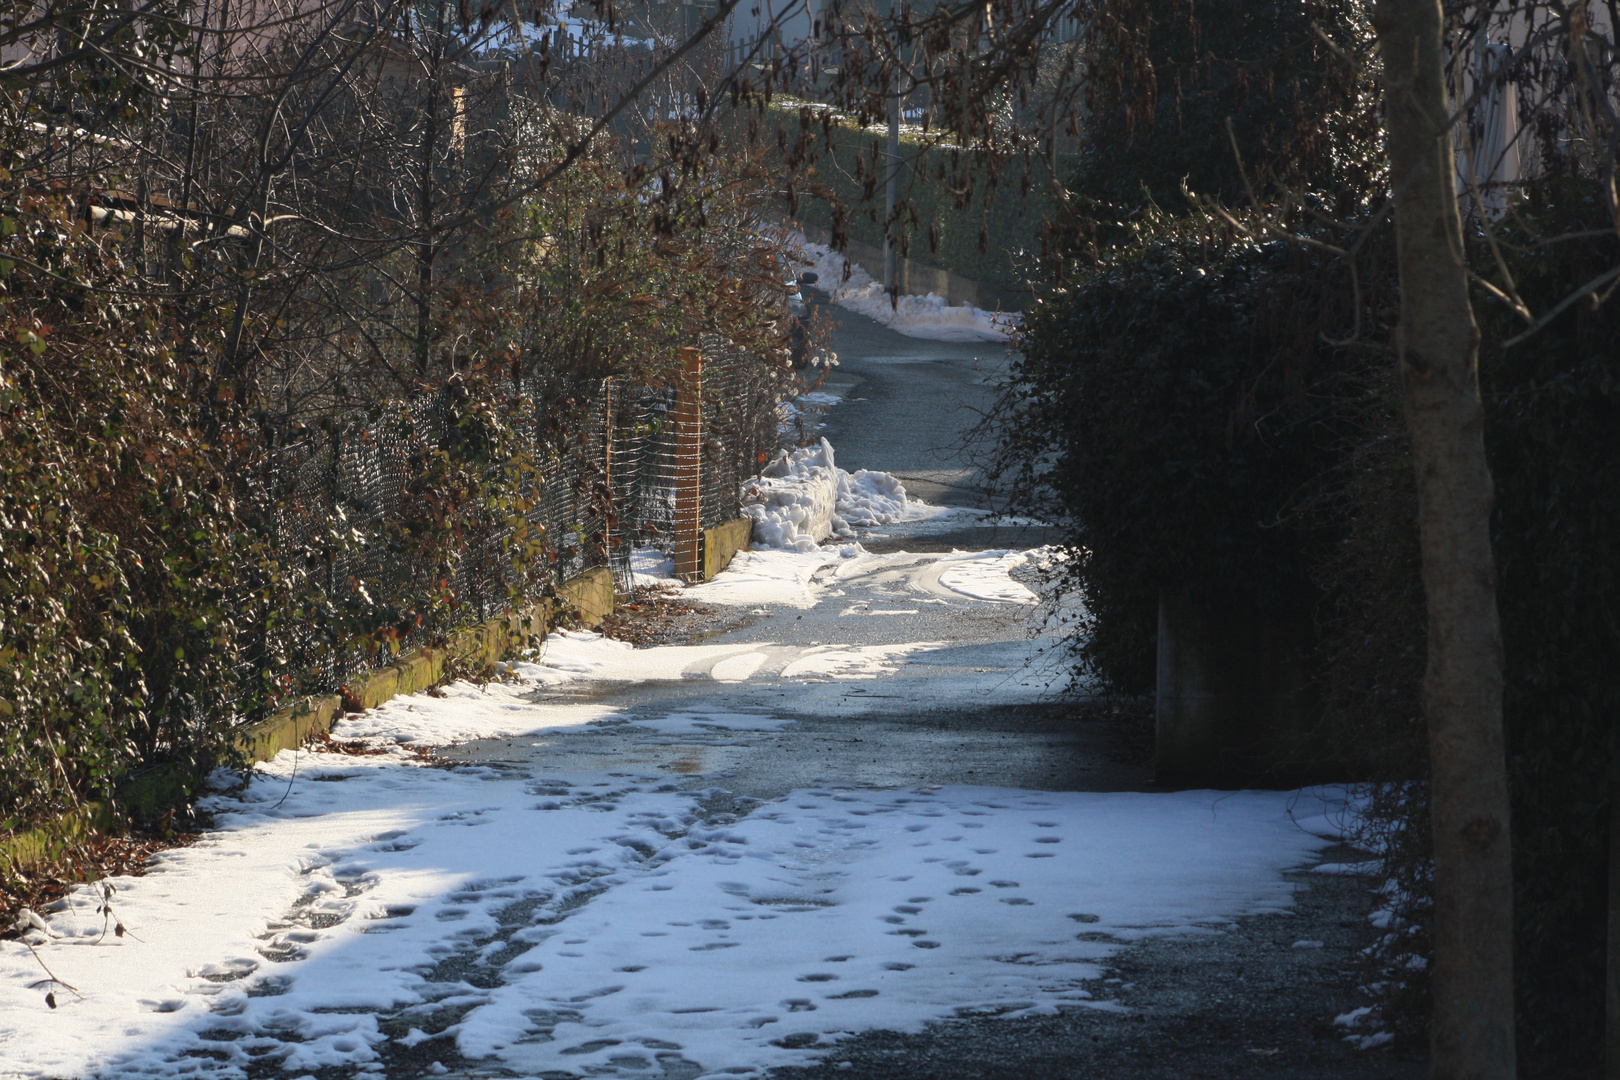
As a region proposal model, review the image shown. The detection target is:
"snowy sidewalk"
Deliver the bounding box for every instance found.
[1,528,1356,1080]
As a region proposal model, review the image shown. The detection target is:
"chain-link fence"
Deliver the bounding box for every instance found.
[239,350,789,706]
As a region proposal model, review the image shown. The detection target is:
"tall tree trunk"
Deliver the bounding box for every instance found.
[1374,1,1516,1077]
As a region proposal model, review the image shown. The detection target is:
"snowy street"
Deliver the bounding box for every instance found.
[0,304,1418,1080]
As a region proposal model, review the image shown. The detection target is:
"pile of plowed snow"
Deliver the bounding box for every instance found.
[743,438,926,551]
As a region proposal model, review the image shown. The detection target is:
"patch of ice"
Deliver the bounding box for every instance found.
[935,550,1038,605]
[622,711,795,735]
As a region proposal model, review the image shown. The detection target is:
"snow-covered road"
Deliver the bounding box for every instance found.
[0,533,1357,1080]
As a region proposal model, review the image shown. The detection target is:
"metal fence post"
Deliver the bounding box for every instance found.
[601,376,614,565]
[674,346,703,582]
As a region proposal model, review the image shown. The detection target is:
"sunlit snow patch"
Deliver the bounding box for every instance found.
[0,755,701,1080]
[685,544,860,608]
[333,678,622,745]
[776,641,942,680]
[935,550,1038,604]
[0,728,1355,1080]
[526,630,772,684]
[460,784,1344,1077]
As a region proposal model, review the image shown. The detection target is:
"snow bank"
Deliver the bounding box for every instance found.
[789,234,1020,343]
[744,440,842,551]
[743,438,928,552]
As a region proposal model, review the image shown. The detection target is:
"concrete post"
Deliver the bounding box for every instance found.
[884,67,900,299]
[1155,593,1324,787]
[673,346,703,582]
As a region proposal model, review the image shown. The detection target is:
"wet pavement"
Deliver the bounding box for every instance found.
[440,548,1136,800]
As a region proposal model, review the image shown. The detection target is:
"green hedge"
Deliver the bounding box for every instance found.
[986,213,1349,691]
[995,182,1620,1074]
[1476,181,1620,1075]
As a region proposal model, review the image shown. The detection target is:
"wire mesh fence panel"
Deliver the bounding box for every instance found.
[699,341,787,530]
[234,348,789,720]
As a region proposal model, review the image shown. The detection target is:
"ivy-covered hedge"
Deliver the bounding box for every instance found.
[1475,181,1620,1075]
[0,189,251,834]
[0,81,793,845]
[993,184,1620,1074]
[987,214,1352,692]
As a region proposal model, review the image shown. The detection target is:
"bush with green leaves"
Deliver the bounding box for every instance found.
[1474,180,1620,1076]
[0,176,248,831]
[0,78,792,841]
[994,178,1620,1071]
[987,212,1353,692]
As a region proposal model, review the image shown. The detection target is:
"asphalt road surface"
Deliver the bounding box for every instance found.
[430,299,1426,1079]
[810,298,1061,554]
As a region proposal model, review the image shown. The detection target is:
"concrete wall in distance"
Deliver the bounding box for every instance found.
[795,222,1030,313]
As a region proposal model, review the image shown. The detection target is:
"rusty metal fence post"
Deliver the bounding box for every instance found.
[673,346,703,582]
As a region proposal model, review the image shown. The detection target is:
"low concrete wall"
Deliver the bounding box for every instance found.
[1,568,618,875]
[703,518,753,581]
[559,566,615,624]
[0,803,114,874]
[795,221,1029,313]
[1154,593,1335,788]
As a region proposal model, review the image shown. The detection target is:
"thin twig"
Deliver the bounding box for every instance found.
[20,940,84,1000]
[1503,263,1620,347]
